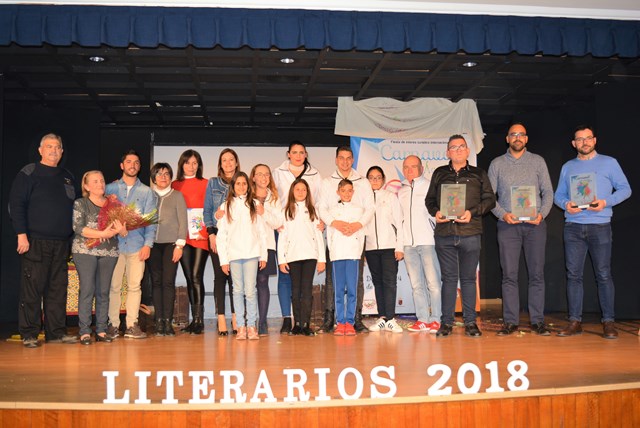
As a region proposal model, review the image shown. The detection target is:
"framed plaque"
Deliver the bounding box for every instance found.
[510,185,537,221]
[187,208,206,239]
[440,184,466,219]
[569,172,597,209]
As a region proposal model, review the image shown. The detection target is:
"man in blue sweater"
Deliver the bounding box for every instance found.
[555,125,631,339]
[9,133,78,348]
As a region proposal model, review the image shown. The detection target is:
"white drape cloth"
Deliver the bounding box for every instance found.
[335,97,484,153]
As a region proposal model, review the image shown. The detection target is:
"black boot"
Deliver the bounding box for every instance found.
[181,306,195,333]
[190,305,204,335]
[290,322,302,335]
[155,319,165,336]
[258,320,268,336]
[280,317,292,334]
[164,319,176,336]
[319,310,335,333]
[302,322,316,337]
[354,312,368,333]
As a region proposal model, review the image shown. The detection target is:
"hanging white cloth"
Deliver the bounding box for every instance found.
[334,97,485,153]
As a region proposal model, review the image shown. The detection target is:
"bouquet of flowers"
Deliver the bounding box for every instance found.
[86,194,157,249]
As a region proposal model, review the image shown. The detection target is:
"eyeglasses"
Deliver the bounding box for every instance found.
[155,172,171,178]
[254,173,271,178]
[448,144,468,152]
[574,136,594,143]
[508,132,527,138]
[368,176,384,182]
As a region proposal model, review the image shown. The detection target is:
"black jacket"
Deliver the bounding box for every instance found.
[425,162,495,237]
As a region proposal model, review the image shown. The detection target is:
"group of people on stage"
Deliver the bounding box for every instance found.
[9,122,632,348]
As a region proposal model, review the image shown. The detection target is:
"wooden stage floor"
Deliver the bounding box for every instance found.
[0,308,639,411]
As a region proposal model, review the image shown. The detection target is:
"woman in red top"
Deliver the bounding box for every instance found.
[171,150,209,334]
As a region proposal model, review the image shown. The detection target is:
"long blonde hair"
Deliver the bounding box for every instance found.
[81,170,104,198]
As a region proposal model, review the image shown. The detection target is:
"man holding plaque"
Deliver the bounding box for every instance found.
[488,123,554,336]
[554,125,631,339]
[426,135,495,337]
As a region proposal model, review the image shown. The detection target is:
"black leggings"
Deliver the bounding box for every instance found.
[210,250,235,315]
[149,243,179,319]
[179,245,208,307]
[290,259,317,325]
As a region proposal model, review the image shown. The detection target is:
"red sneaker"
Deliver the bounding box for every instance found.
[344,323,356,336]
[334,323,346,336]
[408,320,430,332]
[427,321,441,334]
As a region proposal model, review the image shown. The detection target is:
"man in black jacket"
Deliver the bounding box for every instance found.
[9,133,77,348]
[426,134,495,338]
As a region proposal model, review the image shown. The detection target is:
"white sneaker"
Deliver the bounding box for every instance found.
[386,318,403,334]
[369,317,387,332]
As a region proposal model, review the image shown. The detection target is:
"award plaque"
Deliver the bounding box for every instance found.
[187,208,206,239]
[510,185,537,221]
[440,184,466,219]
[569,172,597,209]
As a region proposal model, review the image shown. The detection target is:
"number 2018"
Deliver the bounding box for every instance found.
[427,360,529,395]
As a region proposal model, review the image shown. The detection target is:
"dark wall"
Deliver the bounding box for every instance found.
[477,82,640,319]
[1,103,101,322]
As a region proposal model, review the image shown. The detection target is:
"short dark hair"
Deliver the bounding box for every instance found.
[150,162,173,184]
[338,178,353,190]
[121,149,140,163]
[574,124,595,138]
[447,134,467,147]
[336,146,353,157]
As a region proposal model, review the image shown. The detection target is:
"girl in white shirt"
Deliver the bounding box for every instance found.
[364,166,404,334]
[278,179,326,336]
[216,172,268,340]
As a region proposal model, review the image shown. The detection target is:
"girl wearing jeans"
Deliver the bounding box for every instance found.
[217,172,268,340]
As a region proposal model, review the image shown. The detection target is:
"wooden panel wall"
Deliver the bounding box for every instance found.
[1,388,638,428]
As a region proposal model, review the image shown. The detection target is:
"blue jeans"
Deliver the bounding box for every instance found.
[403,245,441,323]
[332,259,359,325]
[229,258,259,327]
[564,222,615,322]
[74,253,118,336]
[435,235,481,325]
[497,221,547,325]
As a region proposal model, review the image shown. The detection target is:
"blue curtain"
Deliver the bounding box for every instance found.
[0,5,638,57]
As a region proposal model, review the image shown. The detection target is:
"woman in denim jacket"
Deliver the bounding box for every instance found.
[204,148,240,335]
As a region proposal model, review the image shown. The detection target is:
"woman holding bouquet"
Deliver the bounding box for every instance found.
[150,163,187,336]
[204,149,240,336]
[72,171,125,345]
[172,150,209,334]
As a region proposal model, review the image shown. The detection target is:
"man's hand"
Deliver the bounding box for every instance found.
[221,264,230,275]
[503,212,521,225]
[435,211,449,223]
[454,210,472,223]
[395,251,404,261]
[524,213,543,226]
[279,263,289,273]
[317,262,326,273]
[587,199,607,212]
[17,234,29,254]
[139,245,151,261]
[565,201,582,215]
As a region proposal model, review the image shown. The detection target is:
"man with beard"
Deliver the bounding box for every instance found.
[555,125,631,339]
[106,150,157,339]
[488,123,554,336]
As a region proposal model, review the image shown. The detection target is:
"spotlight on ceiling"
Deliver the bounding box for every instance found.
[89,56,105,63]
[280,58,295,64]
[462,61,478,68]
